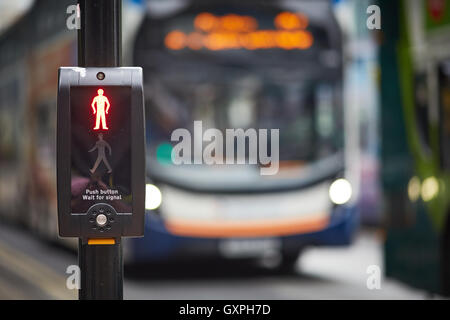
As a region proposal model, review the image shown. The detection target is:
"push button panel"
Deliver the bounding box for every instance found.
[86,204,117,235]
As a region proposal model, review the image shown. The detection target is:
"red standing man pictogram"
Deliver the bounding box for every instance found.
[91,88,110,130]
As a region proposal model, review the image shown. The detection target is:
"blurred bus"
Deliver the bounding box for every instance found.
[0,0,359,270]
[381,0,450,295]
[129,0,359,268]
[0,0,77,246]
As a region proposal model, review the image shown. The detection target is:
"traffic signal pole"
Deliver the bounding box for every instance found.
[77,0,123,300]
[78,0,121,67]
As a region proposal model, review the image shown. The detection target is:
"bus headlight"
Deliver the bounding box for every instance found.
[421,176,439,202]
[407,176,421,202]
[145,184,162,210]
[329,178,352,205]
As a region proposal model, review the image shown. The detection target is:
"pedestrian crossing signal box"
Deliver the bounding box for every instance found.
[57,67,145,239]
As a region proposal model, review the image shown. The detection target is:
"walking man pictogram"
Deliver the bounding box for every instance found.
[89,133,112,174]
[91,88,110,130]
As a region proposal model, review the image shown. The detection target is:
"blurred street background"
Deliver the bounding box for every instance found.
[0,0,450,299]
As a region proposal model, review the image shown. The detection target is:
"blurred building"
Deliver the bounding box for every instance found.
[0,0,33,33]
[335,0,381,225]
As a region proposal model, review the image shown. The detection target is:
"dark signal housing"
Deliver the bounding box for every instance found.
[57,67,145,239]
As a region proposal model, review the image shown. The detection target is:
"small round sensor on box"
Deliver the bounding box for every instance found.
[96,72,105,80]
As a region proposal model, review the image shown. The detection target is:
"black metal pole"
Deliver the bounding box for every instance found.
[78,0,122,67]
[77,0,123,300]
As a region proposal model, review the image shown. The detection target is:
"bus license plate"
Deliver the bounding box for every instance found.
[218,238,281,258]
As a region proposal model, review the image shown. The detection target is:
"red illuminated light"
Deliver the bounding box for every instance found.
[91,88,110,130]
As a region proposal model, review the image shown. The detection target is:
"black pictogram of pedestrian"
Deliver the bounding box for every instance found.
[89,133,112,174]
